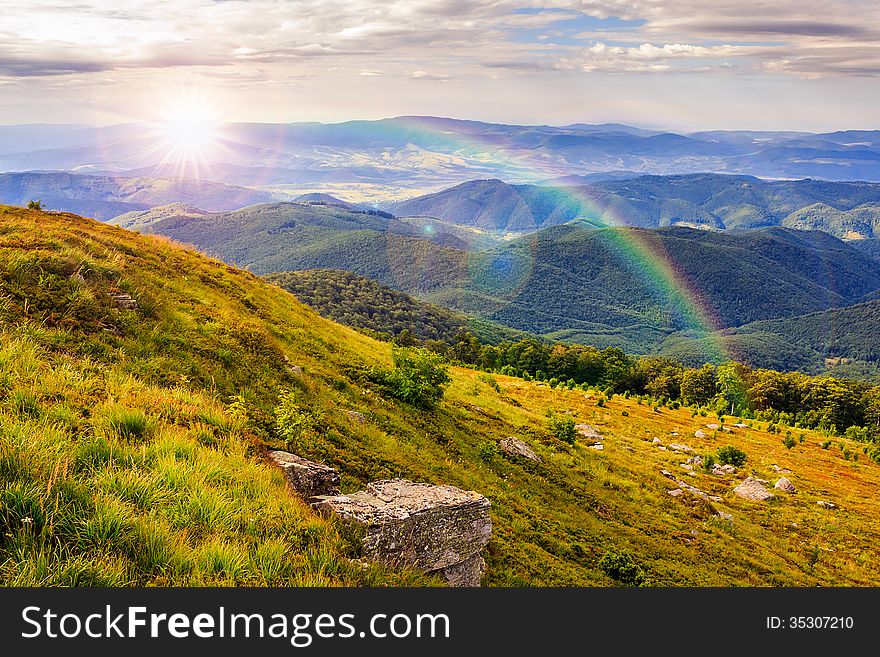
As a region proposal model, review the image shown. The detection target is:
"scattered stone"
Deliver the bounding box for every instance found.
[706,423,719,430]
[589,444,604,451]
[687,456,703,466]
[715,512,733,525]
[314,479,492,587]
[345,410,365,424]
[657,446,667,451]
[694,430,708,439]
[269,451,340,501]
[668,488,684,497]
[817,500,837,509]
[660,469,675,479]
[499,436,542,462]
[712,464,736,475]
[670,432,680,436]
[575,424,602,440]
[675,479,712,501]
[771,464,793,474]
[110,292,139,311]
[669,443,695,453]
[733,477,775,502]
[652,437,662,444]
[708,495,724,503]
[733,423,749,429]
[681,463,693,471]
[774,477,795,493]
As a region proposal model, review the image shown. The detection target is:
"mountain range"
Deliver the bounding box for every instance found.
[3,117,880,187]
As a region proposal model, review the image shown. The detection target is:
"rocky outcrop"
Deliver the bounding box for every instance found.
[269,451,340,501]
[314,479,492,587]
[499,436,541,462]
[733,477,775,501]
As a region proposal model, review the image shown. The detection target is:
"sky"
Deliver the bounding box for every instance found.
[1,0,879,131]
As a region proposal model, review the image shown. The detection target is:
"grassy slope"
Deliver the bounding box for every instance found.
[2,205,880,586]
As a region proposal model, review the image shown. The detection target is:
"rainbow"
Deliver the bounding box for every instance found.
[393,116,731,361]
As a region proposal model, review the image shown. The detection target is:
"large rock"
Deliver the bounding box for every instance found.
[314,479,491,587]
[774,477,795,493]
[269,451,340,501]
[733,477,775,501]
[499,436,541,462]
[575,424,602,440]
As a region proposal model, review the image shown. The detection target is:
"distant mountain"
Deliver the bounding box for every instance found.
[0,172,273,220]
[421,225,880,353]
[4,117,880,185]
[658,298,880,375]
[293,193,367,210]
[388,175,880,238]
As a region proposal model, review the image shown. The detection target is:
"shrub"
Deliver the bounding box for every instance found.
[599,548,645,586]
[596,397,606,408]
[702,453,716,472]
[274,389,322,451]
[477,441,498,462]
[548,378,559,389]
[820,440,832,449]
[27,199,43,211]
[782,435,796,449]
[716,445,747,467]
[621,410,629,417]
[549,415,577,445]
[375,346,451,407]
[477,373,501,393]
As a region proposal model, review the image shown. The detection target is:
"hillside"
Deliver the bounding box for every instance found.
[5,204,880,587]
[110,201,474,290]
[267,269,472,343]
[425,225,880,353]
[0,172,273,221]
[388,175,880,237]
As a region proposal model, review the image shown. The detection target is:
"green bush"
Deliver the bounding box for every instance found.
[549,415,577,445]
[477,441,498,462]
[782,435,796,449]
[599,548,645,586]
[716,445,747,467]
[375,347,451,408]
[477,373,501,393]
[702,453,716,472]
[274,389,322,451]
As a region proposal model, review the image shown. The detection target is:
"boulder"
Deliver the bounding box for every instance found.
[686,456,703,466]
[774,477,795,493]
[499,436,541,462]
[669,443,695,453]
[345,410,365,424]
[694,430,708,439]
[706,423,719,430]
[269,451,340,501]
[590,444,604,451]
[712,464,736,475]
[733,423,749,429]
[817,500,837,509]
[652,437,662,444]
[667,488,684,497]
[660,469,675,479]
[314,479,492,587]
[733,477,775,502]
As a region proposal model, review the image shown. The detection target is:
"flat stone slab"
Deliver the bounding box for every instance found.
[269,450,340,500]
[499,436,541,462]
[575,424,603,440]
[314,479,491,584]
[733,477,775,502]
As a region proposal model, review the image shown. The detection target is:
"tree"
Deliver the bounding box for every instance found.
[680,364,717,407]
[27,199,43,211]
[716,362,749,415]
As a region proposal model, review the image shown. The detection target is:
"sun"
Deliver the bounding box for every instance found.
[152,96,223,178]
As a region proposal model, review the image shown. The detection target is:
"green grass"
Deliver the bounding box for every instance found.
[2,204,880,587]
